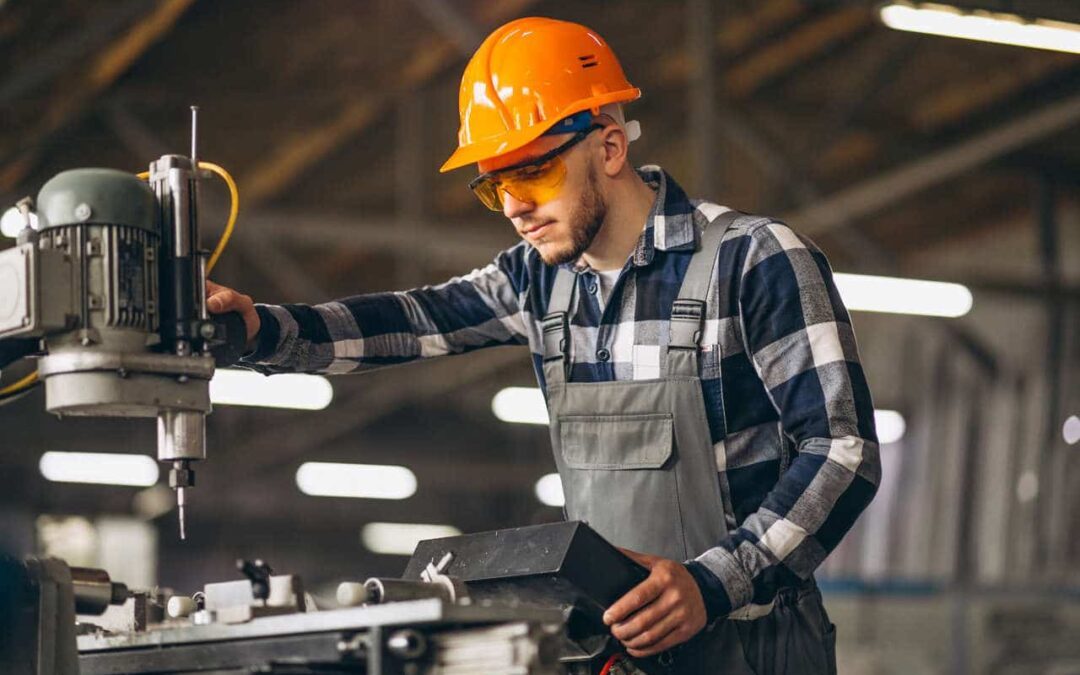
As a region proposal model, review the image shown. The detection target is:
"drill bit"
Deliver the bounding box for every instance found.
[169,460,194,541]
[177,485,187,540]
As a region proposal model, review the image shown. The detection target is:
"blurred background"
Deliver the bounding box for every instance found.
[0,1,1078,672]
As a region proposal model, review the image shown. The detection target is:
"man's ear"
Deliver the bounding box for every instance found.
[597,124,629,178]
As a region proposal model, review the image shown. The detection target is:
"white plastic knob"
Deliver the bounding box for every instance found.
[336,582,371,607]
[167,595,197,618]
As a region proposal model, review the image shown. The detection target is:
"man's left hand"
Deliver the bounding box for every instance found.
[603,548,708,658]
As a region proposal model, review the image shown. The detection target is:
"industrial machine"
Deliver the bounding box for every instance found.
[0,109,247,539]
[1,522,654,674]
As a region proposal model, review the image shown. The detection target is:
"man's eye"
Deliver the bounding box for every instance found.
[516,164,548,179]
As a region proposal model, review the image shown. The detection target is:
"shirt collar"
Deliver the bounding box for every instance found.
[569,165,698,273]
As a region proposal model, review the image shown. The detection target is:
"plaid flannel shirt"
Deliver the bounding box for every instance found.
[245,166,880,619]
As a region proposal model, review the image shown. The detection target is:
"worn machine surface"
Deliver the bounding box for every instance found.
[3,522,652,675]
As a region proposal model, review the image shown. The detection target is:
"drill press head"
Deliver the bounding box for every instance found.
[0,147,226,540]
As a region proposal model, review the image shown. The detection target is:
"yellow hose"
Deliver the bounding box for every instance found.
[1,162,240,399]
[197,161,238,273]
[0,370,38,397]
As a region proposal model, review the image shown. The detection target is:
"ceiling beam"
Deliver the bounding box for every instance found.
[911,53,1079,134]
[787,91,1080,238]
[723,6,873,99]
[0,0,195,192]
[409,0,484,55]
[238,0,539,206]
[654,0,808,83]
[0,0,148,106]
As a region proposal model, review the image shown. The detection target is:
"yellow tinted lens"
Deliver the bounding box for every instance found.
[470,178,503,211]
[502,157,567,205]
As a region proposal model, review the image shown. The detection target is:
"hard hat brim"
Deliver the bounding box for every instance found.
[439,88,641,173]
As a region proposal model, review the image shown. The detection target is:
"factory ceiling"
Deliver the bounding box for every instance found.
[0,0,1078,587]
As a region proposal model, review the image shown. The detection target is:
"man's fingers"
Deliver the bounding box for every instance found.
[206,287,245,314]
[203,281,260,344]
[620,609,683,651]
[611,593,677,642]
[625,623,684,659]
[603,576,663,626]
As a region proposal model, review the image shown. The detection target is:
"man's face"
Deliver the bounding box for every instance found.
[477,132,608,266]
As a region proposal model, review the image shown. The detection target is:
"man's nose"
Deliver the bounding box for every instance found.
[502,190,535,220]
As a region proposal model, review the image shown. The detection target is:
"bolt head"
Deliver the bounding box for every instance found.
[74,203,92,221]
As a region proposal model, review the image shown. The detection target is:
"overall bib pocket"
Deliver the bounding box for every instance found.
[558,413,687,559]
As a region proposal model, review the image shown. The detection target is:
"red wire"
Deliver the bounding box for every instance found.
[600,652,626,675]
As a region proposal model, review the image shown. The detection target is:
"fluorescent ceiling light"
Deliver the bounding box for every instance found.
[295,462,417,499]
[1,207,37,238]
[1064,415,1080,446]
[535,473,565,507]
[210,369,333,410]
[492,386,549,425]
[833,273,972,317]
[880,2,1080,55]
[39,451,159,487]
[361,522,461,556]
[874,409,907,444]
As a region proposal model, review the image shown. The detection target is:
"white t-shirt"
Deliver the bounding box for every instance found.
[597,268,622,310]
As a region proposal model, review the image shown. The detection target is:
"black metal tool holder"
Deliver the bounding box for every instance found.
[404,520,650,664]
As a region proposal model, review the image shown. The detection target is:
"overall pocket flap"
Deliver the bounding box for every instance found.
[560,413,674,470]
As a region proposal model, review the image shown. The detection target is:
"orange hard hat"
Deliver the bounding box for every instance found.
[440,17,641,173]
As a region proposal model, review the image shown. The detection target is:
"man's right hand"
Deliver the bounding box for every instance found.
[206,280,261,351]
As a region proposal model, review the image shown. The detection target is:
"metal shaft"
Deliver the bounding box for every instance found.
[177,482,187,540]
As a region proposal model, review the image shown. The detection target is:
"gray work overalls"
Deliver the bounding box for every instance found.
[541,211,837,675]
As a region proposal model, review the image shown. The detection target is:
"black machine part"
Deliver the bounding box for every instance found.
[237,558,273,601]
[404,521,649,638]
[1,557,129,675]
[208,310,247,367]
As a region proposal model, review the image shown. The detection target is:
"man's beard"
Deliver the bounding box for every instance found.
[538,164,607,266]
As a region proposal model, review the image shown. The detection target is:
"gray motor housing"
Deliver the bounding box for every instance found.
[0,168,160,342]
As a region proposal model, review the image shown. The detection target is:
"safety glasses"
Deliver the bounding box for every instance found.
[469,124,602,211]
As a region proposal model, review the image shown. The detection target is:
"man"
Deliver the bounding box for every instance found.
[208,17,879,674]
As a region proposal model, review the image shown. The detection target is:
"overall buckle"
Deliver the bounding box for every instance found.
[669,299,705,350]
[541,312,569,363]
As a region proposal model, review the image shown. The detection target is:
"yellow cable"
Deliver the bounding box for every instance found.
[0,370,38,397]
[135,161,238,273]
[197,161,238,274]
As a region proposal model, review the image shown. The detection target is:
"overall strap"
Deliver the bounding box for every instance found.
[667,209,740,376]
[541,266,577,386]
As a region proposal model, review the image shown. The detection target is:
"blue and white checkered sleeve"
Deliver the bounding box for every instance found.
[242,245,530,374]
[689,221,881,619]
